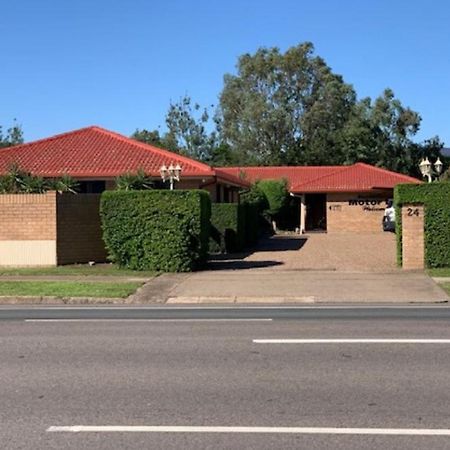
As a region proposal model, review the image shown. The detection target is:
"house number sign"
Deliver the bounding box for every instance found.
[407,207,420,217]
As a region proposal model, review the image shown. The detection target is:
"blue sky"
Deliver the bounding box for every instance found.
[1,0,449,146]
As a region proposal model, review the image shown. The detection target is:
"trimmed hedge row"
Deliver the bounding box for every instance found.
[209,202,261,254]
[394,183,450,268]
[100,190,211,272]
[210,203,244,253]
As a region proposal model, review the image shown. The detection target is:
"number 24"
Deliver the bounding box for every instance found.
[407,208,420,217]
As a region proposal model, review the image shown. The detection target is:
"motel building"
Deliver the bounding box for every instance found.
[0,126,420,237]
[217,164,420,234]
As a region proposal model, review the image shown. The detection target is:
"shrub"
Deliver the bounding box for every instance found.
[210,203,245,253]
[394,182,450,268]
[116,169,153,191]
[100,190,211,271]
[257,179,288,218]
[0,164,78,194]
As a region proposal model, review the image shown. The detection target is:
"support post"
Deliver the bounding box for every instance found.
[300,194,306,234]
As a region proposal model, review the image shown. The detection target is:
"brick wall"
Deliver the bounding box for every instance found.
[326,192,391,233]
[0,192,57,266]
[56,194,108,265]
[401,204,424,270]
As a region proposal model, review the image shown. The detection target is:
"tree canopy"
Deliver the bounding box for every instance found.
[0,120,24,148]
[134,42,444,175]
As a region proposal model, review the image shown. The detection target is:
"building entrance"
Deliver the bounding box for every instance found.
[305,194,327,231]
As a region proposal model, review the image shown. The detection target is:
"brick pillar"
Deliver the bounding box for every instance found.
[402,204,425,270]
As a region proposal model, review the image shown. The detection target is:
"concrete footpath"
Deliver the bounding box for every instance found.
[133,270,449,304]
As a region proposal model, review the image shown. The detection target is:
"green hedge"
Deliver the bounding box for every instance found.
[210,203,244,253]
[209,202,261,253]
[394,183,450,268]
[100,190,211,272]
[242,202,261,246]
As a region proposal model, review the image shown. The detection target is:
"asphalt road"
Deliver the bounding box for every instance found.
[1,306,450,449]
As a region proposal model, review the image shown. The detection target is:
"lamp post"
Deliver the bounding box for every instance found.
[419,157,443,182]
[159,163,182,190]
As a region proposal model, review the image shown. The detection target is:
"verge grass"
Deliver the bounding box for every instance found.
[428,268,450,278]
[0,281,143,298]
[0,264,155,277]
[441,283,450,296]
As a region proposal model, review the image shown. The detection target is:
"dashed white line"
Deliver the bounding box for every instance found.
[253,339,450,344]
[46,425,450,436]
[25,318,272,323]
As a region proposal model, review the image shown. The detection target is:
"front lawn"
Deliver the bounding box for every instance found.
[428,268,450,278]
[0,281,143,298]
[0,264,154,277]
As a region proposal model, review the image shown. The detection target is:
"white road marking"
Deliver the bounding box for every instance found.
[253,339,450,344]
[25,318,272,323]
[46,425,450,436]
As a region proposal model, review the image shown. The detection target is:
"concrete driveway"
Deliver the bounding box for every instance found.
[135,233,449,304]
[208,233,398,272]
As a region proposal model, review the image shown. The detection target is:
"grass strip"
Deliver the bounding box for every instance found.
[428,268,450,278]
[0,265,155,277]
[441,283,450,296]
[0,281,143,298]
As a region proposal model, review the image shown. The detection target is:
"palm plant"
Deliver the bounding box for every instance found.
[116,169,153,191]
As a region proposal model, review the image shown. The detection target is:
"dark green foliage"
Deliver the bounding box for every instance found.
[131,128,179,152]
[209,202,262,253]
[116,169,153,191]
[395,183,450,268]
[0,164,78,194]
[209,203,244,253]
[0,120,24,148]
[100,190,211,272]
[48,175,79,193]
[241,202,261,246]
[257,179,289,218]
[0,164,47,193]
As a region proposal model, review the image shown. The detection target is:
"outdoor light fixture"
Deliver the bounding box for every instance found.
[419,157,443,183]
[160,163,182,190]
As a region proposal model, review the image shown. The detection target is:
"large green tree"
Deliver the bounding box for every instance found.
[217,42,441,174]
[338,89,443,174]
[218,42,356,165]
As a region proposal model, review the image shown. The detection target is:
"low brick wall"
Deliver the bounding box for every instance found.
[0,192,57,266]
[0,193,107,266]
[326,193,391,233]
[57,194,108,265]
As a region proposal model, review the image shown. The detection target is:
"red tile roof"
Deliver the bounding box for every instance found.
[219,163,420,193]
[0,126,215,178]
[0,126,420,192]
[218,166,339,189]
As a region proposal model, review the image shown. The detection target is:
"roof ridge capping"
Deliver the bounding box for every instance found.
[353,162,421,183]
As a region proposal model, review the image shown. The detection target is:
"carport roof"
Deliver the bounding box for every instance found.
[218,163,421,193]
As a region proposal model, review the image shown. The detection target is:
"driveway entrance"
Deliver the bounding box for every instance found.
[213,233,398,272]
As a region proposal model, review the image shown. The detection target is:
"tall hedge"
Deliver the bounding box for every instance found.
[209,202,261,253]
[209,203,244,253]
[394,182,450,268]
[100,190,211,271]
